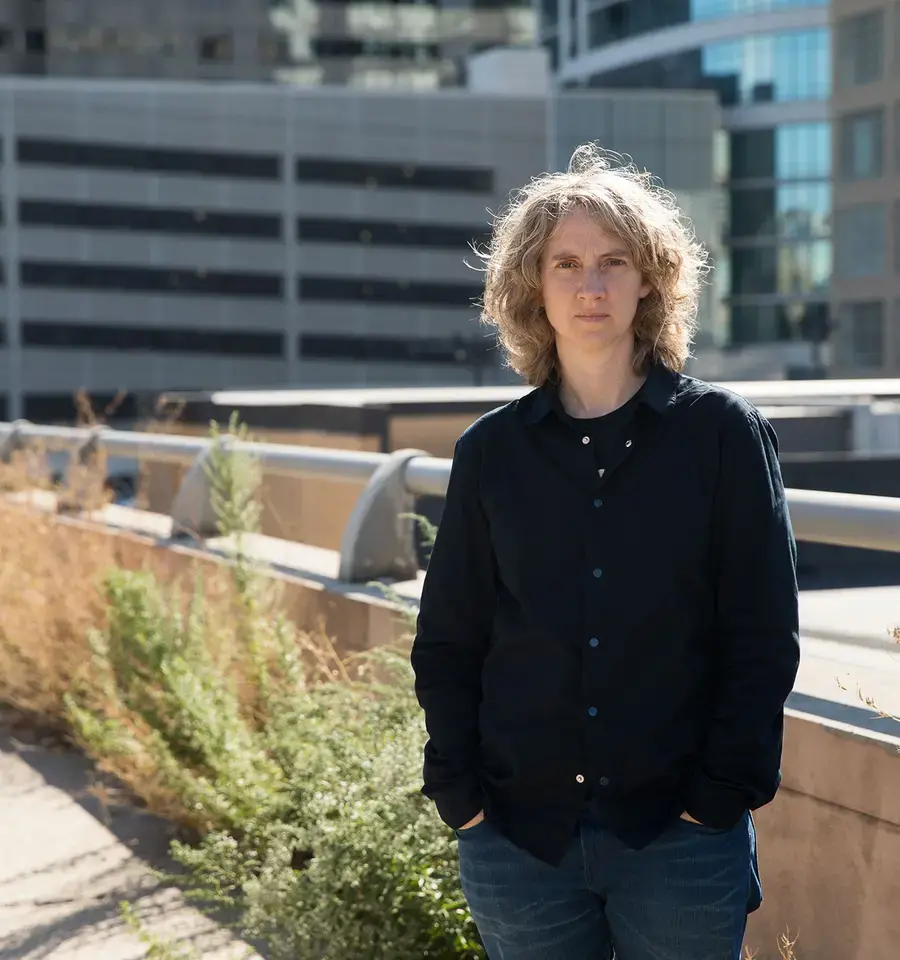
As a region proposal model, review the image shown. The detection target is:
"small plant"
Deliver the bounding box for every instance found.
[63,417,484,959]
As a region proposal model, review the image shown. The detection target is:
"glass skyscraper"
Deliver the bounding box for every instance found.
[542,0,831,349]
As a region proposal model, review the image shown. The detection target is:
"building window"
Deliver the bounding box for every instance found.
[21,261,283,299]
[298,276,482,307]
[895,201,900,272]
[198,33,233,63]
[541,0,558,33]
[25,29,46,54]
[835,204,886,278]
[732,247,777,295]
[730,304,796,345]
[777,241,830,296]
[259,30,290,65]
[895,101,900,172]
[299,332,493,365]
[839,109,884,181]
[17,137,280,180]
[732,123,831,182]
[295,157,493,193]
[837,10,884,87]
[20,199,282,239]
[837,301,884,369]
[22,321,284,357]
[297,217,488,249]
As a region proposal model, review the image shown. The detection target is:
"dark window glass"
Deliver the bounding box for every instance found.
[731,246,777,295]
[837,9,884,88]
[21,261,283,299]
[24,392,139,424]
[300,332,494,365]
[25,29,46,54]
[22,321,284,356]
[730,303,795,345]
[297,217,488,249]
[0,321,6,346]
[0,395,7,421]
[312,38,441,59]
[588,29,829,106]
[731,188,776,239]
[541,0,558,31]
[198,33,233,63]
[18,137,280,180]
[839,109,884,181]
[298,276,482,307]
[296,157,493,193]
[20,200,282,239]
[731,129,775,180]
[837,300,885,368]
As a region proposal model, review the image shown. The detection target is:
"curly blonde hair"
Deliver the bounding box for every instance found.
[478,143,710,386]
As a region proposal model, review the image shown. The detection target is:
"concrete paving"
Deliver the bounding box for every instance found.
[0,726,260,960]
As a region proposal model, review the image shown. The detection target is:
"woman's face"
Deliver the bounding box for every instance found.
[539,211,651,360]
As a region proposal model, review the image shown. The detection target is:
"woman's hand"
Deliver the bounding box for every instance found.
[459,810,486,830]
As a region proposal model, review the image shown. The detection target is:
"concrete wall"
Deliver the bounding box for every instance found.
[745,711,900,960]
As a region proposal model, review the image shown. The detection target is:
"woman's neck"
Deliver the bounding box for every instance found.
[556,350,646,419]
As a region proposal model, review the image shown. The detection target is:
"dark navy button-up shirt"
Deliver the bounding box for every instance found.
[411,363,800,867]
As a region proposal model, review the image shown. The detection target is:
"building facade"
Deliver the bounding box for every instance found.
[829,0,900,376]
[0,71,720,422]
[0,0,535,89]
[544,0,832,359]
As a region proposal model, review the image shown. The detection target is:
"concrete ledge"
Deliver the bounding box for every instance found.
[5,493,414,659]
[746,711,900,960]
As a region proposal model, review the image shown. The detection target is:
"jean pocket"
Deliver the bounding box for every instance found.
[455,817,490,839]
[676,815,732,835]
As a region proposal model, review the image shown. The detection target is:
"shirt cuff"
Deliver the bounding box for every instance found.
[684,769,749,829]
[425,777,486,831]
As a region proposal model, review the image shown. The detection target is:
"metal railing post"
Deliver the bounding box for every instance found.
[0,419,30,464]
[338,449,428,583]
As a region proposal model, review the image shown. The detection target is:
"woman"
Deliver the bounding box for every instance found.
[411,143,800,960]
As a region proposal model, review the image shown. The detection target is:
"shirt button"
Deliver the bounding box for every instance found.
[589,637,599,647]
[625,439,633,448]
[582,436,590,445]
[592,568,602,578]
[588,706,598,717]
[593,498,602,508]
[599,776,610,787]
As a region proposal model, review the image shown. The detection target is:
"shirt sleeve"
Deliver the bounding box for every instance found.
[685,403,801,828]
[410,429,497,829]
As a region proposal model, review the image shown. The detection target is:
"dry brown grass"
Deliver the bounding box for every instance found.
[0,456,114,726]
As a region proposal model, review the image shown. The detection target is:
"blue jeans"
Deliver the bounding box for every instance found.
[457,810,762,960]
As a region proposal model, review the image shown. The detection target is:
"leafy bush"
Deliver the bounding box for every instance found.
[63,419,484,959]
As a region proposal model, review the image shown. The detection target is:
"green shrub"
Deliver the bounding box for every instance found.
[65,418,484,959]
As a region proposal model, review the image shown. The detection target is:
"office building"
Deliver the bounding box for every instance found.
[544,1,832,358]
[0,63,721,421]
[0,0,535,89]
[830,0,900,376]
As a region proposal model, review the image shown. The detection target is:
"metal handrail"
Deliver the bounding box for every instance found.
[1,422,899,577]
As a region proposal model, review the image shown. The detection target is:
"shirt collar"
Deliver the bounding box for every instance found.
[518,362,679,425]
